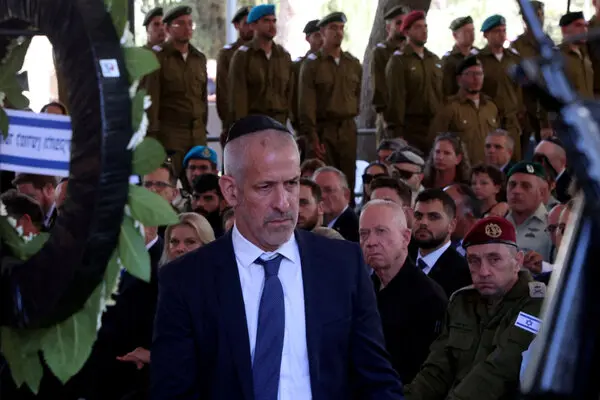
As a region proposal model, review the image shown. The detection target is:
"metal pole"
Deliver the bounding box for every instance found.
[226,0,238,44]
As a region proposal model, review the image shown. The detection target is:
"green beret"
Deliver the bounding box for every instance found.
[384,5,410,20]
[231,6,251,24]
[449,16,473,31]
[303,19,320,34]
[456,55,481,75]
[507,161,546,180]
[163,5,192,24]
[143,7,163,27]
[317,12,347,28]
[560,11,584,27]
[481,14,506,32]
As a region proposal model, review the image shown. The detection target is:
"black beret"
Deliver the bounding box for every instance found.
[303,19,320,34]
[449,16,473,31]
[456,55,481,75]
[384,5,410,20]
[232,6,251,24]
[163,5,192,24]
[317,12,347,28]
[193,173,221,195]
[143,7,163,27]
[226,115,291,145]
[559,11,584,27]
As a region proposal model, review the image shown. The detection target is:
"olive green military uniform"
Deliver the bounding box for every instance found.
[290,51,313,131]
[430,93,499,164]
[145,41,208,177]
[506,203,552,261]
[588,15,600,95]
[406,271,544,400]
[216,38,245,133]
[559,43,594,98]
[298,49,362,194]
[370,38,404,141]
[441,46,479,97]
[478,45,523,160]
[228,38,292,126]
[384,45,443,153]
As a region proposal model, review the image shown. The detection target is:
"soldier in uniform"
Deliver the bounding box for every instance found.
[559,11,594,98]
[142,7,166,50]
[589,0,600,95]
[478,15,523,160]
[290,19,323,132]
[430,56,499,164]
[298,12,362,198]
[370,5,409,143]
[145,5,208,179]
[441,16,478,98]
[216,6,253,144]
[384,10,443,154]
[405,216,545,400]
[228,4,292,126]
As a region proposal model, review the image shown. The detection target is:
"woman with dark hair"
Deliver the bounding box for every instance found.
[470,164,509,217]
[358,161,389,211]
[423,132,471,189]
[40,101,68,115]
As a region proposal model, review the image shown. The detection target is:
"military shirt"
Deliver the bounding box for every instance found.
[429,93,499,164]
[289,51,313,130]
[297,49,362,140]
[441,46,479,98]
[228,38,292,125]
[588,15,600,95]
[384,45,443,138]
[216,38,245,129]
[559,43,594,98]
[506,203,552,261]
[406,271,544,400]
[370,39,404,113]
[145,41,208,134]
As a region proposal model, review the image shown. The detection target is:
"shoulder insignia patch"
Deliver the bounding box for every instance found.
[393,50,403,56]
[444,50,451,57]
[529,281,546,298]
[223,43,233,50]
[307,53,317,60]
[239,45,249,52]
[152,45,162,52]
[510,47,520,55]
[376,42,386,48]
[470,48,479,55]
[435,63,442,69]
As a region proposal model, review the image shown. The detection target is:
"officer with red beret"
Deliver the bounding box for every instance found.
[406,216,545,400]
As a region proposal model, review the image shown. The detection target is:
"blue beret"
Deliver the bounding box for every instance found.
[247,4,275,24]
[183,146,217,168]
[481,14,506,32]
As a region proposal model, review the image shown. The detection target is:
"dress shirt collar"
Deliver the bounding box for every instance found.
[327,205,348,228]
[556,168,566,181]
[417,240,452,269]
[232,224,299,268]
[507,202,548,227]
[146,235,159,250]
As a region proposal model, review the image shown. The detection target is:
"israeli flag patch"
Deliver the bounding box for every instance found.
[515,311,541,335]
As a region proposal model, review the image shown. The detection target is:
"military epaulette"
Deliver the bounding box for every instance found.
[152,45,162,52]
[470,48,479,55]
[449,285,476,302]
[509,47,520,55]
[239,45,249,52]
[443,50,451,57]
[528,281,546,298]
[223,43,233,49]
[393,50,403,56]
[376,42,386,49]
[307,53,318,60]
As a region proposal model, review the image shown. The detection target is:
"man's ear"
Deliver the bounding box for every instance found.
[317,201,324,216]
[219,175,239,208]
[343,187,351,202]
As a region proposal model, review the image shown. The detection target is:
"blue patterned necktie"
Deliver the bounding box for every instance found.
[417,258,429,271]
[253,254,285,400]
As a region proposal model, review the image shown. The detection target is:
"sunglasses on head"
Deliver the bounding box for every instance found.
[362,173,387,184]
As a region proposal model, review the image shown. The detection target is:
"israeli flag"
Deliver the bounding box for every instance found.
[515,311,541,335]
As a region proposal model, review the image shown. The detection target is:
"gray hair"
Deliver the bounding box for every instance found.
[312,166,349,189]
[360,199,407,229]
[487,129,515,151]
[312,226,345,240]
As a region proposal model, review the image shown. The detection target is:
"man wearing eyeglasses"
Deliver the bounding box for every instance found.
[145,5,209,180]
[387,147,425,206]
[430,55,500,165]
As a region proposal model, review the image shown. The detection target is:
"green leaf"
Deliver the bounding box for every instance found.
[4,83,29,109]
[129,184,179,227]
[0,108,8,139]
[104,0,129,38]
[0,216,27,260]
[1,327,44,393]
[21,232,50,259]
[0,38,31,87]
[123,47,160,82]
[119,215,151,282]
[131,89,146,133]
[41,283,103,384]
[103,251,121,302]
[132,137,166,176]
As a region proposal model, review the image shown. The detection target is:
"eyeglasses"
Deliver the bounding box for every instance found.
[393,168,417,180]
[171,21,196,30]
[362,173,387,184]
[143,180,174,190]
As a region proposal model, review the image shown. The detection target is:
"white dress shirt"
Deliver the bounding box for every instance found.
[232,225,312,399]
[327,205,348,228]
[416,240,452,275]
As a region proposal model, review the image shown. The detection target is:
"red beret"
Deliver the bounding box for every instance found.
[463,216,517,249]
[401,10,426,31]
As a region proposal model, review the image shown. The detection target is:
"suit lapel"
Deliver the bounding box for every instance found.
[215,231,254,400]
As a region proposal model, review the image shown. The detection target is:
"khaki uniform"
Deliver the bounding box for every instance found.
[289,51,313,131]
[506,203,552,261]
[559,43,594,98]
[479,46,523,160]
[228,38,292,126]
[216,38,245,133]
[145,41,208,176]
[384,45,443,153]
[298,49,362,194]
[429,93,499,164]
[588,15,600,95]
[406,271,544,400]
[441,46,479,98]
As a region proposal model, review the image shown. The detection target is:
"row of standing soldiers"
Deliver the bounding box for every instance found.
[140,2,597,191]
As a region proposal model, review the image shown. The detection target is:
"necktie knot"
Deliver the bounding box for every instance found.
[417,258,428,270]
[255,253,284,277]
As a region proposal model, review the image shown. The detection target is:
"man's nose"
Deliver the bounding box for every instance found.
[272,186,291,210]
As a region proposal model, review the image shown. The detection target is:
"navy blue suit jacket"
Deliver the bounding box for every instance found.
[151,229,403,399]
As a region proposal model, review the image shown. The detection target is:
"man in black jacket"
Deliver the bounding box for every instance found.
[360,199,448,383]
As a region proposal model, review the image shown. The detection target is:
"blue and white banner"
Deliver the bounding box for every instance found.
[0,109,71,177]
